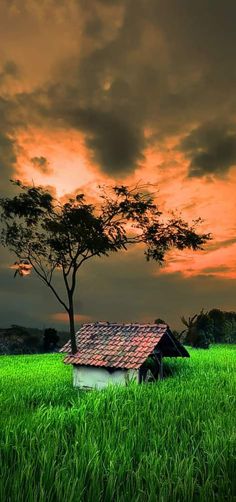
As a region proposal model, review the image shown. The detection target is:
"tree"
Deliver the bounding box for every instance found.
[208,308,225,342]
[208,309,236,343]
[43,328,59,352]
[0,180,211,354]
[181,308,236,346]
[181,310,213,348]
[154,318,167,325]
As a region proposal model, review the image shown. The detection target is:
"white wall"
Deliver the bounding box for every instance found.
[73,365,139,389]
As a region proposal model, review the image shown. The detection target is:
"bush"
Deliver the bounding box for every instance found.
[43,328,59,352]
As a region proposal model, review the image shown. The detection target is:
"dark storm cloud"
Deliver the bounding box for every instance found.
[0,61,20,84]
[180,121,236,177]
[96,0,124,4]
[0,132,16,174]
[1,0,236,178]
[201,265,231,275]
[0,59,27,194]
[61,106,145,175]
[31,156,53,175]
[84,110,145,174]
[84,16,104,38]
[30,64,147,175]
[21,79,147,175]
[207,237,236,252]
[19,0,235,177]
[1,0,236,332]
[0,61,24,188]
[0,97,19,194]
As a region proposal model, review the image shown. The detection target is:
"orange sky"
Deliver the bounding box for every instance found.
[1,0,236,327]
[15,126,236,280]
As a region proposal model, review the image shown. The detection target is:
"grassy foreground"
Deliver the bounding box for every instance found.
[0,346,235,502]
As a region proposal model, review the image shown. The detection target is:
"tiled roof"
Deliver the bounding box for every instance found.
[61,322,168,369]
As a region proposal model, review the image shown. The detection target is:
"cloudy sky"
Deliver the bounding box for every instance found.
[0,0,236,330]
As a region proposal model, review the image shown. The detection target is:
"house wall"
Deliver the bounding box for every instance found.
[73,365,139,389]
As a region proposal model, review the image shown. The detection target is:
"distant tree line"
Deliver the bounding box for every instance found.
[0,325,68,355]
[155,309,236,349]
[180,309,236,348]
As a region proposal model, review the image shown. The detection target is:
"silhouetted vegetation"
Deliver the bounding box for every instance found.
[154,318,167,325]
[180,309,236,348]
[154,309,236,349]
[0,325,68,355]
[0,180,211,354]
[43,328,60,352]
[208,308,236,343]
[0,325,38,355]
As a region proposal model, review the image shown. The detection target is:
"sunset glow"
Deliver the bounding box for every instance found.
[1,0,236,327]
[16,128,105,197]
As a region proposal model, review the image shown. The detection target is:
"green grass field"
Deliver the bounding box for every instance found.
[0,346,235,502]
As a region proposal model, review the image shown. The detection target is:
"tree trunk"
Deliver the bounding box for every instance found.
[68,300,77,354]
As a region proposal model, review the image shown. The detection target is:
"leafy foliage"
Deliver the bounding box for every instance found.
[154,318,167,325]
[43,328,59,352]
[0,325,69,355]
[0,325,38,354]
[181,311,213,348]
[208,309,236,343]
[181,308,236,347]
[0,180,211,353]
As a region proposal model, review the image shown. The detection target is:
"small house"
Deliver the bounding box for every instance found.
[61,322,189,390]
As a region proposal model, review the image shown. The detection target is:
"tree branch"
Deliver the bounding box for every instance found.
[28,258,69,313]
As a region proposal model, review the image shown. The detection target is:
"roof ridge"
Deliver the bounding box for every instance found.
[80,322,168,327]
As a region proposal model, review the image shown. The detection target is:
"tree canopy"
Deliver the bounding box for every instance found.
[180,308,236,347]
[0,180,211,353]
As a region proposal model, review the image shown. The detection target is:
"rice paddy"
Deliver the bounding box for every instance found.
[0,346,235,502]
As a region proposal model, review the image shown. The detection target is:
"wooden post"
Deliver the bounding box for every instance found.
[138,368,142,384]
[159,355,163,380]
